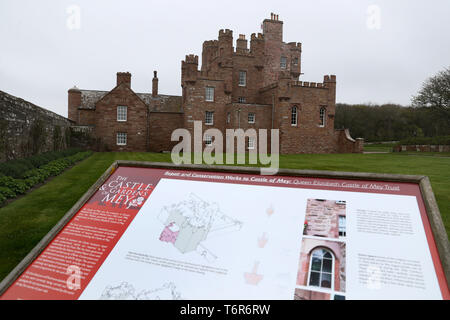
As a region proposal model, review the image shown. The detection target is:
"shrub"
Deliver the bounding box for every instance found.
[0,186,16,199]
[2,179,28,195]
[0,148,84,178]
[0,150,92,201]
[397,135,450,146]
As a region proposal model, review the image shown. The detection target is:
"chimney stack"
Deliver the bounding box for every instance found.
[117,72,131,87]
[152,70,158,97]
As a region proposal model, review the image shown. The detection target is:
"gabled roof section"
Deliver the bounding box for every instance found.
[78,89,182,113]
[80,90,107,109]
[138,94,183,113]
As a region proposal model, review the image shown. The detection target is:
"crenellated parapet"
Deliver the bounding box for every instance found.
[250,33,265,66]
[290,75,336,89]
[291,81,325,88]
[323,74,336,83]
[250,32,264,41]
[219,29,233,38]
[288,42,302,51]
[202,40,219,71]
[184,54,198,64]
[203,40,219,48]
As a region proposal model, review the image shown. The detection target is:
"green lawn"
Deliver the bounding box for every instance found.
[0,151,449,281]
[363,143,396,152]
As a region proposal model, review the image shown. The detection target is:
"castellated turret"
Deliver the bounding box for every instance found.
[202,40,218,72]
[218,29,233,58]
[181,54,199,84]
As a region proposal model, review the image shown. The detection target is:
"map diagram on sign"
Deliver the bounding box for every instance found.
[99,281,181,300]
[158,193,243,262]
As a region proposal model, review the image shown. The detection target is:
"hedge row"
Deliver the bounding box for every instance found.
[397,135,450,146]
[0,148,84,179]
[0,151,92,205]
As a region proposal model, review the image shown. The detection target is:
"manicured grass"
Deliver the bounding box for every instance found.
[363,143,395,152]
[0,151,449,281]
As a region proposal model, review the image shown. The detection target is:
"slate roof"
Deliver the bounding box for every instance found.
[79,90,183,113]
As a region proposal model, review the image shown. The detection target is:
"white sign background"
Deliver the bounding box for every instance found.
[79,178,442,300]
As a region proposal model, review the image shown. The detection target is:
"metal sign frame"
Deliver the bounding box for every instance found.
[1,160,449,295]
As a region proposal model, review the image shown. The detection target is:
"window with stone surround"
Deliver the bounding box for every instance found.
[117,106,127,122]
[319,107,326,127]
[204,134,212,146]
[205,111,214,125]
[116,132,127,146]
[308,248,334,289]
[280,56,287,69]
[248,112,255,124]
[293,57,299,66]
[205,86,214,101]
[248,137,255,150]
[291,106,298,126]
[239,71,247,86]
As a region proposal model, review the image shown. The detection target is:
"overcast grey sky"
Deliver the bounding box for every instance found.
[0,0,449,117]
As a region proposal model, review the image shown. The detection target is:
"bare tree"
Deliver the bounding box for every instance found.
[412,67,450,124]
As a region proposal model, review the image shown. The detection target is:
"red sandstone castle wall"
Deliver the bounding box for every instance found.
[94,84,148,152]
[78,109,96,126]
[148,112,184,152]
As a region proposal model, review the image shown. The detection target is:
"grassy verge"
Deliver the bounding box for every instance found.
[363,143,396,152]
[0,151,449,281]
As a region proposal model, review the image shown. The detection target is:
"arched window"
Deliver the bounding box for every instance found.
[291,106,298,126]
[319,107,326,127]
[308,248,334,289]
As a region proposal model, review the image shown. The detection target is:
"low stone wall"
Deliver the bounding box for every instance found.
[0,90,73,162]
[393,145,450,152]
[336,129,364,153]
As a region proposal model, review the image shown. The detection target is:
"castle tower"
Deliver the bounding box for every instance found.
[218,29,233,59]
[262,13,284,86]
[181,54,199,85]
[68,86,81,122]
[201,40,218,72]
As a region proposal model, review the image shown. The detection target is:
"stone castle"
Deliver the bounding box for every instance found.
[68,14,363,153]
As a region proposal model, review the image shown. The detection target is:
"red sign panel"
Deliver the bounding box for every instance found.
[1,167,448,300]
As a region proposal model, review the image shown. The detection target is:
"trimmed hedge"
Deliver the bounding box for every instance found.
[397,135,450,146]
[0,151,92,206]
